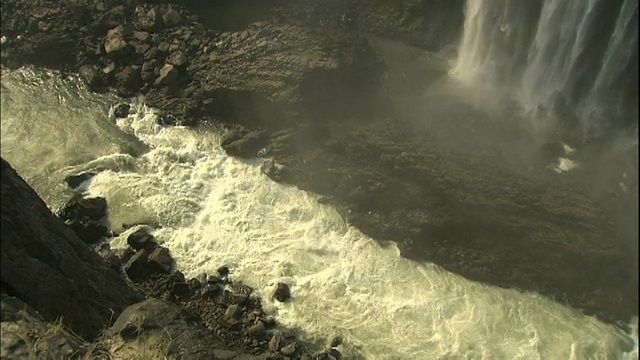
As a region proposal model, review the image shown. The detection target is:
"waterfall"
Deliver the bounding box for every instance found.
[454,0,638,131]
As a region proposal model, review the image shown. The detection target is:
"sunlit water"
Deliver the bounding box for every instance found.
[1,68,637,359]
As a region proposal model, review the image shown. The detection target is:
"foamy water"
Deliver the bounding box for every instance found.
[2,69,637,359]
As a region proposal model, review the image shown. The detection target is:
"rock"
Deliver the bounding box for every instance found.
[274,283,291,302]
[217,265,230,277]
[57,195,108,222]
[326,348,342,360]
[247,321,266,339]
[124,247,152,281]
[261,159,285,181]
[96,244,123,274]
[141,60,159,82]
[171,281,190,297]
[221,129,269,158]
[109,298,221,358]
[79,65,102,91]
[154,64,179,87]
[127,228,157,251]
[269,331,282,352]
[162,9,183,27]
[281,342,296,356]
[115,65,142,95]
[104,26,132,56]
[133,30,150,42]
[147,246,173,274]
[113,103,131,119]
[224,304,241,320]
[330,336,342,347]
[64,172,95,190]
[1,158,141,340]
[136,7,160,31]
[67,217,110,244]
[166,50,188,67]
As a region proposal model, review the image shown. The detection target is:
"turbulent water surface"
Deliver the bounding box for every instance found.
[2,67,638,359]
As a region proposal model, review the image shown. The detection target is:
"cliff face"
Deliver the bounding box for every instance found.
[0,158,141,340]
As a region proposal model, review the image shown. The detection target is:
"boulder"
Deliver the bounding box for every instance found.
[273,282,291,302]
[1,158,141,340]
[64,172,96,190]
[221,128,269,158]
[112,103,131,119]
[57,195,107,222]
[147,246,173,274]
[67,217,110,244]
[166,50,188,67]
[162,9,183,28]
[127,228,157,251]
[154,63,179,87]
[104,26,132,56]
[79,64,102,91]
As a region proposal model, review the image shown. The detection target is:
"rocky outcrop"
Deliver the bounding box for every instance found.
[0,158,142,340]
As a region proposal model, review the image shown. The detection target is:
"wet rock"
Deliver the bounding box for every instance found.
[166,50,187,67]
[154,63,179,87]
[222,128,269,158]
[112,103,131,119]
[127,228,157,251]
[261,159,285,181]
[273,282,291,302]
[330,336,342,347]
[171,281,190,297]
[115,65,142,95]
[124,247,152,281]
[162,9,183,28]
[64,172,96,190]
[57,195,107,222]
[147,246,173,274]
[79,64,102,91]
[217,265,230,277]
[67,217,110,244]
[247,321,266,339]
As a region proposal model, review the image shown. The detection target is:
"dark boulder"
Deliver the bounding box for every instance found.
[112,103,131,119]
[1,158,141,340]
[126,228,157,251]
[273,282,291,302]
[67,217,110,244]
[222,128,269,158]
[124,246,153,281]
[147,246,174,274]
[64,172,96,190]
[57,194,108,223]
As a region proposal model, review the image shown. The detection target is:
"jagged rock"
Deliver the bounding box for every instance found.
[273,283,291,303]
[154,63,179,86]
[57,195,108,222]
[162,9,183,27]
[113,103,131,119]
[136,7,161,31]
[64,172,95,190]
[147,246,174,274]
[1,158,141,339]
[221,128,269,158]
[247,322,266,339]
[269,331,282,352]
[79,64,102,91]
[67,217,110,244]
[166,50,187,67]
[104,26,132,56]
[127,228,157,251]
[217,265,230,277]
[124,246,152,281]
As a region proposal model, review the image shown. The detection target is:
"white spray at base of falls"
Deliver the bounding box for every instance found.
[81,103,637,359]
[454,0,638,130]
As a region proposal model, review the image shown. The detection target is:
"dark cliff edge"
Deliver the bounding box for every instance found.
[1,158,142,340]
[0,0,636,333]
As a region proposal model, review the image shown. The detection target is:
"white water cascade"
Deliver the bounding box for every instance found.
[455,0,638,130]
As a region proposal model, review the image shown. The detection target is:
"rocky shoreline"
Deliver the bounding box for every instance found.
[1,0,637,355]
